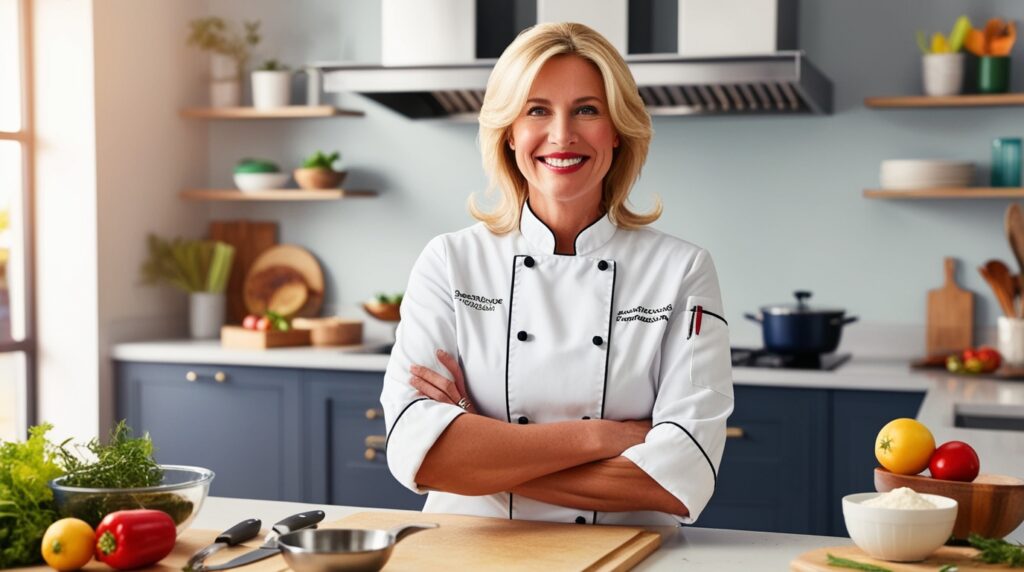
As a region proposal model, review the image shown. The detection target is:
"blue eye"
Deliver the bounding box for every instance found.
[577,105,599,115]
[527,106,547,116]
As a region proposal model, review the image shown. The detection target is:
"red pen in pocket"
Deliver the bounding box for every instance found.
[695,305,703,335]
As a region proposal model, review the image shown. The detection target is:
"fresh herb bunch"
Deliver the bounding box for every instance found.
[57,420,163,488]
[140,234,235,294]
[376,292,404,305]
[969,533,1024,566]
[302,151,341,170]
[0,423,63,568]
[825,553,891,572]
[258,59,289,71]
[186,17,261,73]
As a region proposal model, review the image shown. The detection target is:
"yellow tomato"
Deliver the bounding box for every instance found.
[41,518,95,571]
[875,418,935,475]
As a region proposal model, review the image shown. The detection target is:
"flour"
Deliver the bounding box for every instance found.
[862,487,938,509]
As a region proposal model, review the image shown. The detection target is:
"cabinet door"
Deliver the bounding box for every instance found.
[116,362,302,502]
[830,389,925,536]
[697,385,830,535]
[305,371,424,511]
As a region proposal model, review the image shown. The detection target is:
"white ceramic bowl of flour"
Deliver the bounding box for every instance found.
[842,489,958,562]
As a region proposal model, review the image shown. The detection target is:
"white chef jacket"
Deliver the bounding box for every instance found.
[380,202,734,526]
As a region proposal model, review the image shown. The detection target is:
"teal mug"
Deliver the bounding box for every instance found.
[978,56,1011,94]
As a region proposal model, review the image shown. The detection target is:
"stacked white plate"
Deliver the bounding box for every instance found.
[879,160,974,189]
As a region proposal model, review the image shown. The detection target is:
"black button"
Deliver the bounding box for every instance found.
[575,516,586,524]
[582,416,591,420]
[517,331,528,341]
[518,416,529,424]
[524,256,535,268]
[597,260,608,271]
[592,336,603,346]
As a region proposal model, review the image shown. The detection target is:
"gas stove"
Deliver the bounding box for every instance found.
[731,347,851,371]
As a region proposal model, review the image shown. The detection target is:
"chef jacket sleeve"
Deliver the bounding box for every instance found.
[620,248,734,524]
[380,236,467,494]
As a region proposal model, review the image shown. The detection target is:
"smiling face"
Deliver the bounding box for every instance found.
[509,54,619,212]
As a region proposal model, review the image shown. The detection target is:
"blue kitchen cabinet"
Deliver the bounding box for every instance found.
[303,371,425,511]
[116,362,303,502]
[829,389,925,536]
[697,386,830,534]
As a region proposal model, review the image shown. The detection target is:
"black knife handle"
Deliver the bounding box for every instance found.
[215,518,262,545]
[272,510,326,535]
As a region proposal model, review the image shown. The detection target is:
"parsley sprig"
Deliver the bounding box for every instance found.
[57,420,163,488]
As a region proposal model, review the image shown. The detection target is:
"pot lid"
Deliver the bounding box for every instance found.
[761,291,845,315]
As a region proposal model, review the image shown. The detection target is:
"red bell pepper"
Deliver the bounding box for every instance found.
[94,509,177,569]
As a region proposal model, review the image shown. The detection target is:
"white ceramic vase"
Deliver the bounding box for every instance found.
[210,53,241,108]
[252,70,292,109]
[190,292,226,339]
[997,316,1024,367]
[922,53,965,97]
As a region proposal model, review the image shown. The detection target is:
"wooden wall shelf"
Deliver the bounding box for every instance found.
[864,188,1024,199]
[180,189,378,201]
[865,93,1024,108]
[180,106,364,119]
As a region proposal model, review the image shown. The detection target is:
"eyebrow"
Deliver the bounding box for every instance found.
[526,96,602,105]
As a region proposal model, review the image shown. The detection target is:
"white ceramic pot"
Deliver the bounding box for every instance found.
[998,316,1024,367]
[922,53,965,97]
[190,292,226,339]
[252,70,292,109]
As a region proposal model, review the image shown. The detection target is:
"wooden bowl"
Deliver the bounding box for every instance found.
[293,168,347,190]
[874,467,1024,539]
[363,302,401,322]
[292,317,363,347]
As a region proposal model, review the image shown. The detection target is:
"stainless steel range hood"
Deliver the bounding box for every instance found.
[316,51,832,120]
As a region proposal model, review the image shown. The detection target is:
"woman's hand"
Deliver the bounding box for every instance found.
[409,349,478,414]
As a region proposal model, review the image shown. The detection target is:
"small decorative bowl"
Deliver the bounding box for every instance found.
[294,167,347,190]
[233,172,290,192]
[363,301,401,322]
[49,464,214,536]
[842,492,957,562]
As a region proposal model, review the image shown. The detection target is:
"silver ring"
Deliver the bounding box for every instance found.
[457,397,471,410]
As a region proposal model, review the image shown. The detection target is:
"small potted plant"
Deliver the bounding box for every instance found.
[294,150,346,190]
[252,59,291,109]
[965,18,1017,94]
[916,15,971,97]
[186,17,261,107]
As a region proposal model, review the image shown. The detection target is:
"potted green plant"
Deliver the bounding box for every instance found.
[916,15,970,97]
[252,59,291,109]
[294,151,346,190]
[186,17,261,107]
[140,235,235,338]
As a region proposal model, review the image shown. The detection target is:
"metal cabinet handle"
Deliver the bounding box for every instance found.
[364,435,386,461]
[214,371,227,383]
[185,371,228,383]
[186,371,198,382]
[726,427,745,439]
[365,408,384,420]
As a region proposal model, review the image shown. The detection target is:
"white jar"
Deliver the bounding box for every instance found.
[190,292,226,339]
[997,316,1024,367]
[252,70,292,109]
[922,53,965,97]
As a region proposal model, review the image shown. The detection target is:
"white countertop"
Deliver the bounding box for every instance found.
[191,496,850,571]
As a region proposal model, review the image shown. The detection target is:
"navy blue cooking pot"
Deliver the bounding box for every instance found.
[744,291,858,355]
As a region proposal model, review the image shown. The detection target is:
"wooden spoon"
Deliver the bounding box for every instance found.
[979,264,1016,317]
[1005,203,1024,316]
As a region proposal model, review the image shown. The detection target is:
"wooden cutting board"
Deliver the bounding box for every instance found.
[926,257,974,357]
[13,512,661,572]
[209,220,278,323]
[791,544,1008,571]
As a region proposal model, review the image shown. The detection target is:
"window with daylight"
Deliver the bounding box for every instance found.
[0,0,36,441]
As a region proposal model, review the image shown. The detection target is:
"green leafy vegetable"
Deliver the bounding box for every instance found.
[825,554,892,572]
[0,423,64,568]
[57,420,163,488]
[302,150,340,170]
[375,292,404,305]
[969,533,1024,567]
[140,235,235,294]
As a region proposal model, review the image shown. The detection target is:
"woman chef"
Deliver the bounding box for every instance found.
[380,22,733,526]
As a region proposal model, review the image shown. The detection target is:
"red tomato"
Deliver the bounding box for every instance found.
[242,315,259,330]
[976,346,1002,373]
[929,441,980,482]
[256,317,272,331]
[961,348,978,361]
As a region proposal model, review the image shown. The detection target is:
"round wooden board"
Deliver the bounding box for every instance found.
[245,244,324,317]
[791,545,1005,571]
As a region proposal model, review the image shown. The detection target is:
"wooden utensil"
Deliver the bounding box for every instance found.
[210,220,278,323]
[791,545,993,571]
[220,325,311,349]
[875,467,1024,540]
[926,257,974,357]
[979,260,1017,317]
[245,245,324,317]
[1004,203,1024,317]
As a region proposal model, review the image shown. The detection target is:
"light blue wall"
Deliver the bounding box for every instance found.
[203,0,1024,338]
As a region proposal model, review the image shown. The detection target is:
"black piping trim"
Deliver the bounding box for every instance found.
[703,310,727,325]
[687,307,728,340]
[384,397,428,450]
[652,421,718,484]
[599,261,616,420]
[505,254,520,520]
[524,199,605,256]
[571,213,606,255]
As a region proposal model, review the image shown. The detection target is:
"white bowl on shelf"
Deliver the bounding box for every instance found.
[879,160,973,189]
[842,492,957,562]
[233,172,290,192]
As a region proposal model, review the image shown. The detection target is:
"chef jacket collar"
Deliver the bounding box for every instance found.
[520,200,617,256]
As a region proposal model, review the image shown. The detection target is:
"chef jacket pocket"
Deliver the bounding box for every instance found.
[685,295,733,398]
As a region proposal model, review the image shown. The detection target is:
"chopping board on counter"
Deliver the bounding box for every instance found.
[21,511,662,572]
[791,545,1008,571]
[926,257,974,357]
[210,220,278,323]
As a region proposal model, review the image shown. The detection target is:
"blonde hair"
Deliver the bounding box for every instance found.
[470,22,661,234]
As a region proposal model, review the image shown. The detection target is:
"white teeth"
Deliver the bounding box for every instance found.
[542,156,584,168]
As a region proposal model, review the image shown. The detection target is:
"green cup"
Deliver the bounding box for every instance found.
[978,56,1011,94]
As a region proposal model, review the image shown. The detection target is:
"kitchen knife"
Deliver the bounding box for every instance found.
[185,518,262,572]
[203,510,326,571]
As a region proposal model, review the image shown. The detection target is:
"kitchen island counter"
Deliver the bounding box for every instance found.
[191,496,849,571]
